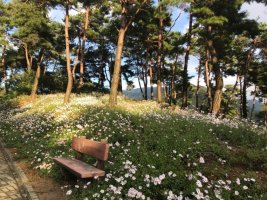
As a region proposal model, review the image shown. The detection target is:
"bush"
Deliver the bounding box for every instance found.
[7,71,34,97]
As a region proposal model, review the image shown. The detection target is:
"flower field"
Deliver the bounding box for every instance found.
[0,94,266,200]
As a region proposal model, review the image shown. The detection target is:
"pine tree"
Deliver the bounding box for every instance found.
[181,3,193,109]
[0,0,9,93]
[192,0,255,115]
[109,0,149,106]
[8,0,54,99]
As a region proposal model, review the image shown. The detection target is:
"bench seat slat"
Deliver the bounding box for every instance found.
[53,157,105,178]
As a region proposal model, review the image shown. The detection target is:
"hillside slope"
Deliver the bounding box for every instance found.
[0,94,266,200]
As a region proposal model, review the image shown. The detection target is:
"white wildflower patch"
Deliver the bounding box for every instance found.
[0,94,264,200]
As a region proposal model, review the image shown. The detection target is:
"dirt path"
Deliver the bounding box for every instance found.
[16,160,66,200]
[9,149,67,200]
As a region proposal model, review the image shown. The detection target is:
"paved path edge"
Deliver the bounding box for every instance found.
[0,140,39,200]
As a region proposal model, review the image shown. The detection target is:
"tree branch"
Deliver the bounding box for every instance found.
[166,9,184,36]
[125,0,150,31]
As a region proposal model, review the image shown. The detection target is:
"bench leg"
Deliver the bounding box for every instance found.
[60,167,77,183]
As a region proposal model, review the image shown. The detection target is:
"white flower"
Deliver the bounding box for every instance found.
[199,157,205,164]
[196,180,203,187]
[115,142,120,146]
[234,191,239,196]
[159,174,166,180]
[153,177,161,185]
[243,185,248,190]
[236,178,240,185]
[76,124,83,129]
[224,185,231,190]
[66,190,72,195]
[127,188,144,199]
[188,174,193,180]
[202,176,208,183]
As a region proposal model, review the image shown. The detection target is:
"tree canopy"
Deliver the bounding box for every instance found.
[0,0,266,122]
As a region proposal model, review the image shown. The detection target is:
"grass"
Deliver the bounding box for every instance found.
[0,94,266,200]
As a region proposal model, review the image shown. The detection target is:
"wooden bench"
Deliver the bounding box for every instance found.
[53,137,109,178]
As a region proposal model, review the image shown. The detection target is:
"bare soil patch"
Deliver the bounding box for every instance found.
[9,148,67,200]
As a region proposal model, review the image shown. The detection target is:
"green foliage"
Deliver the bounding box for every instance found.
[221,84,240,118]
[9,0,52,48]
[7,72,34,97]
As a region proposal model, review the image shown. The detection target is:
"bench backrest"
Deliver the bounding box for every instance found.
[71,137,109,161]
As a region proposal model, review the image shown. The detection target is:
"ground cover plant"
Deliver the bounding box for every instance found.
[0,94,266,200]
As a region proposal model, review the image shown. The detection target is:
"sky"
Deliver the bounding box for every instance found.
[47,2,267,90]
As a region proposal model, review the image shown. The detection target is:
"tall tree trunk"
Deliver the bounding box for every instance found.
[24,44,32,73]
[118,70,123,93]
[210,44,223,115]
[31,49,45,100]
[109,25,127,106]
[77,5,90,94]
[250,85,257,121]
[99,63,105,89]
[239,76,243,118]
[104,63,110,88]
[72,48,80,93]
[242,49,253,118]
[109,58,114,89]
[64,0,73,104]
[168,82,172,105]
[182,11,193,109]
[171,64,177,105]
[265,101,267,128]
[207,26,223,115]
[196,59,202,110]
[163,79,168,102]
[204,48,212,111]
[1,45,7,94]
[171,54,179,105]
[99,40,105,89]
[212,65,223,115]
[149,52,154,100]
[137,70,145,99]
[142,63,148,100]
[109,0,148,106]
[242,69,248,118]
[157,0,163,103]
